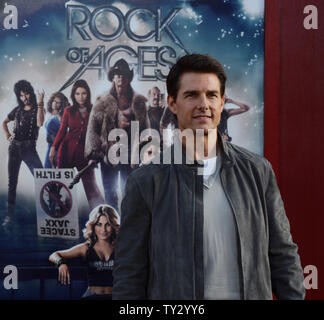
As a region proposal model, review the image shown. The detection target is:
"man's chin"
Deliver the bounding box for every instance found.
[193,127,217,136]
[117,83,128,90]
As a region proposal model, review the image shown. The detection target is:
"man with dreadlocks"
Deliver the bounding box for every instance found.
[2,80,45,227]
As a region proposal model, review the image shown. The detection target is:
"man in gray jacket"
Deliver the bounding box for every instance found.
[112,54,305,300]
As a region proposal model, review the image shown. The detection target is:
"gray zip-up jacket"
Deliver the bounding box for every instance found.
[113,135,305,300]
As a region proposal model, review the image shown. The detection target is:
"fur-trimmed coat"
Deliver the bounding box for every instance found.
[85,89,149,166]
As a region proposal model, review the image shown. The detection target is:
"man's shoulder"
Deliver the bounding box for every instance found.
[133,161,168,175]
[148,105,165,112]
[7,106,20,119]
[90,93,118,122]
[128,161,170,185]
[9,106,19,113]
[93,92,117,111]
[226,142,271,170]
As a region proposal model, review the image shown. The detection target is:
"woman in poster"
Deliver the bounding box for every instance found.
[49,205,119,300]
[44,92,69,168]
[49,79,104,209]
[218,96,250,142]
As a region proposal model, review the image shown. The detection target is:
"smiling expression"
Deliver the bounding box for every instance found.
[94,215,112,241]
[20,91,31,106]
[168,72,225,134]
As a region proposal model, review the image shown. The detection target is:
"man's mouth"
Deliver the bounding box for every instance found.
[193,114,212,119]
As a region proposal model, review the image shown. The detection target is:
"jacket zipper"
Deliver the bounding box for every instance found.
[220,169,245,300]
[192,169,196,300]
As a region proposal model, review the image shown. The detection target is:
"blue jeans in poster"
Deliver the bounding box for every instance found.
[7,139,43,213]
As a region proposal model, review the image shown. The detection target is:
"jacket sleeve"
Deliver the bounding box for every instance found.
[112,174,151,300]
[266,161,305,300]
[52,109,68,150]
[84,103,105,161]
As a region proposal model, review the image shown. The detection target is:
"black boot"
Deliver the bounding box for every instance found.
[2,203,15,227]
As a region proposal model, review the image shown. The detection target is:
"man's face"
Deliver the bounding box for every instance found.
[20,91,31,106]
[168,72,225,133]
[113,73,130,90]
[151,87,161,107]
[94,215,112,241]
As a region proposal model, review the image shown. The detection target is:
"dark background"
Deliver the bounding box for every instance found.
[265,0,324,300]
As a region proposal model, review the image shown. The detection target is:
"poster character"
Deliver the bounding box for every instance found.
[1,80,45,227]
[85,59,150,212]
[49,205,119,300]
[218,96,250,142]
[44,92,70,168]
[147,86,166,133]
[49,79,104,210]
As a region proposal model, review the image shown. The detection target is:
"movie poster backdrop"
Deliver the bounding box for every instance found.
[0,0,264,299]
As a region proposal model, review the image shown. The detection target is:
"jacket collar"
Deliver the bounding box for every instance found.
[169,130,234,168]
[217,131,235,168]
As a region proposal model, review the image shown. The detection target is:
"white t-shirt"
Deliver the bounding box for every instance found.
[202,155,242,300]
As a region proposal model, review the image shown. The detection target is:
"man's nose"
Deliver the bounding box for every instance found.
[197,94,208,109]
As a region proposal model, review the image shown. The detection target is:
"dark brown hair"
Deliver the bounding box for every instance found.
[47,92,69,116]
[166,54,227,101]
[14,80,37,109]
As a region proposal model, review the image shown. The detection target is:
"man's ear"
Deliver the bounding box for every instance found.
[220,95,225,112]
[167,95,177,115]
